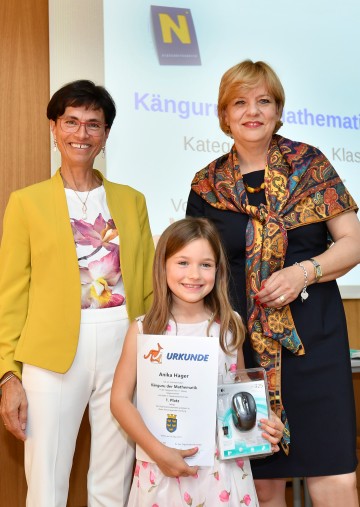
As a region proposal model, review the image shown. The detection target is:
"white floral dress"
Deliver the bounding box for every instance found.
[127,318,259,507]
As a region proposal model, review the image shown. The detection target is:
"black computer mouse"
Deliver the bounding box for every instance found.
[231,391,257,431]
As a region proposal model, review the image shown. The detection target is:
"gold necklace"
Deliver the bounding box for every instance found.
[60,171,93,220]
[243,181,265,194]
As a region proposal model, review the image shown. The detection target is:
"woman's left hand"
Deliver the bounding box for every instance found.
[254,265,305,309]
[258,411,284,452]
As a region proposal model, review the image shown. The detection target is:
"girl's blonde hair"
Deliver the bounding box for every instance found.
[143,217,245,353]
[218,59,285,136]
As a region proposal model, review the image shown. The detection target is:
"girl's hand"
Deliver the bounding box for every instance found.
[155,445,199,477]
[258,411,284,452]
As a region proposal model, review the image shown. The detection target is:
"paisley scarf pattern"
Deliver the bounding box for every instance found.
[191,135,357,454]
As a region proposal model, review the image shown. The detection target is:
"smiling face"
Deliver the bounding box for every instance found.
[165,238,216,310]
[50,105,109,169]
[224,83,280,150]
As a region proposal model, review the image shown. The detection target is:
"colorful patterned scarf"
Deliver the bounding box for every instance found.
[191,135,357,454]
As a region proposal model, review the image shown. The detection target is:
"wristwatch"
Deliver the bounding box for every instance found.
[309,258,322,282]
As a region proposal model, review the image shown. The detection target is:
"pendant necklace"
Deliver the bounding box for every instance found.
[60,171,93,220]
[75,189,91,220]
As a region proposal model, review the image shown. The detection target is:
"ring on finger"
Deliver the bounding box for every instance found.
[278,294,286,304]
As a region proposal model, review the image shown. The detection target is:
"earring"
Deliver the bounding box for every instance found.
[101,146,106,159]
[53,139,58,152]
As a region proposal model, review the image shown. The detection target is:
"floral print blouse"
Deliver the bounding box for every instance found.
[64,185,125,309]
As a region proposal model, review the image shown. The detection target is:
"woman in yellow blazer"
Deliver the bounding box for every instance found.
[0,80,154,507]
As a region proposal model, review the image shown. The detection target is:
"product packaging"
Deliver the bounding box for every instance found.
[217,367,272,459]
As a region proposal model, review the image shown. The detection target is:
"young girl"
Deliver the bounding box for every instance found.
[111,217,283,507]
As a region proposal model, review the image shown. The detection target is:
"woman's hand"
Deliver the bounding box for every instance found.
[255,265,306,308]
[0,376,28,441]
[258,411,284,452]
[256,211,360,310]
[154,445,199,477]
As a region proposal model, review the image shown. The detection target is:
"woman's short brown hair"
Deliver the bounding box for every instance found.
[218,60,285,136]
[47,80,116,129]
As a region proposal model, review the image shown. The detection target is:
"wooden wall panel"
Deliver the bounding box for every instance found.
[0,424,27,506]
[0,0,50,238]
[344,300,360,350]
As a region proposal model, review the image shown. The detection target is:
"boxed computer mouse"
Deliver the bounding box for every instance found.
[217,367,273,459]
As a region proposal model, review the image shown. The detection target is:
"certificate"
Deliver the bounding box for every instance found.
[136,334,219,467]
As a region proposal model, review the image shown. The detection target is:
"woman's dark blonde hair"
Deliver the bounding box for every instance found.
[143,217,245,354]
[218,59,285,136]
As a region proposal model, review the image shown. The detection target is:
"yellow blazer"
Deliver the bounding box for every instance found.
[0,169,154,378]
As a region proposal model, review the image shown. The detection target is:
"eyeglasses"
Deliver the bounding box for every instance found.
[59,117,108,136]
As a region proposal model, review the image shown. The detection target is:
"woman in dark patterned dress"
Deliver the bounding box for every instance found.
[186,60,360,507]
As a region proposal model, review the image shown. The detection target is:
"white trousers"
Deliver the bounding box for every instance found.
[22,306,135,507]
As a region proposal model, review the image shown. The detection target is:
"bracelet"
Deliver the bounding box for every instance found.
[0,373,15,387]
[294,262,309,302]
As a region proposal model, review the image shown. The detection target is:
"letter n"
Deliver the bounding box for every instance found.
[158,14,191,44]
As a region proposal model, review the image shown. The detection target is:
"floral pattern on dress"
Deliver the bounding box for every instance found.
[70,213,124,309]
[128,449,257,506]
